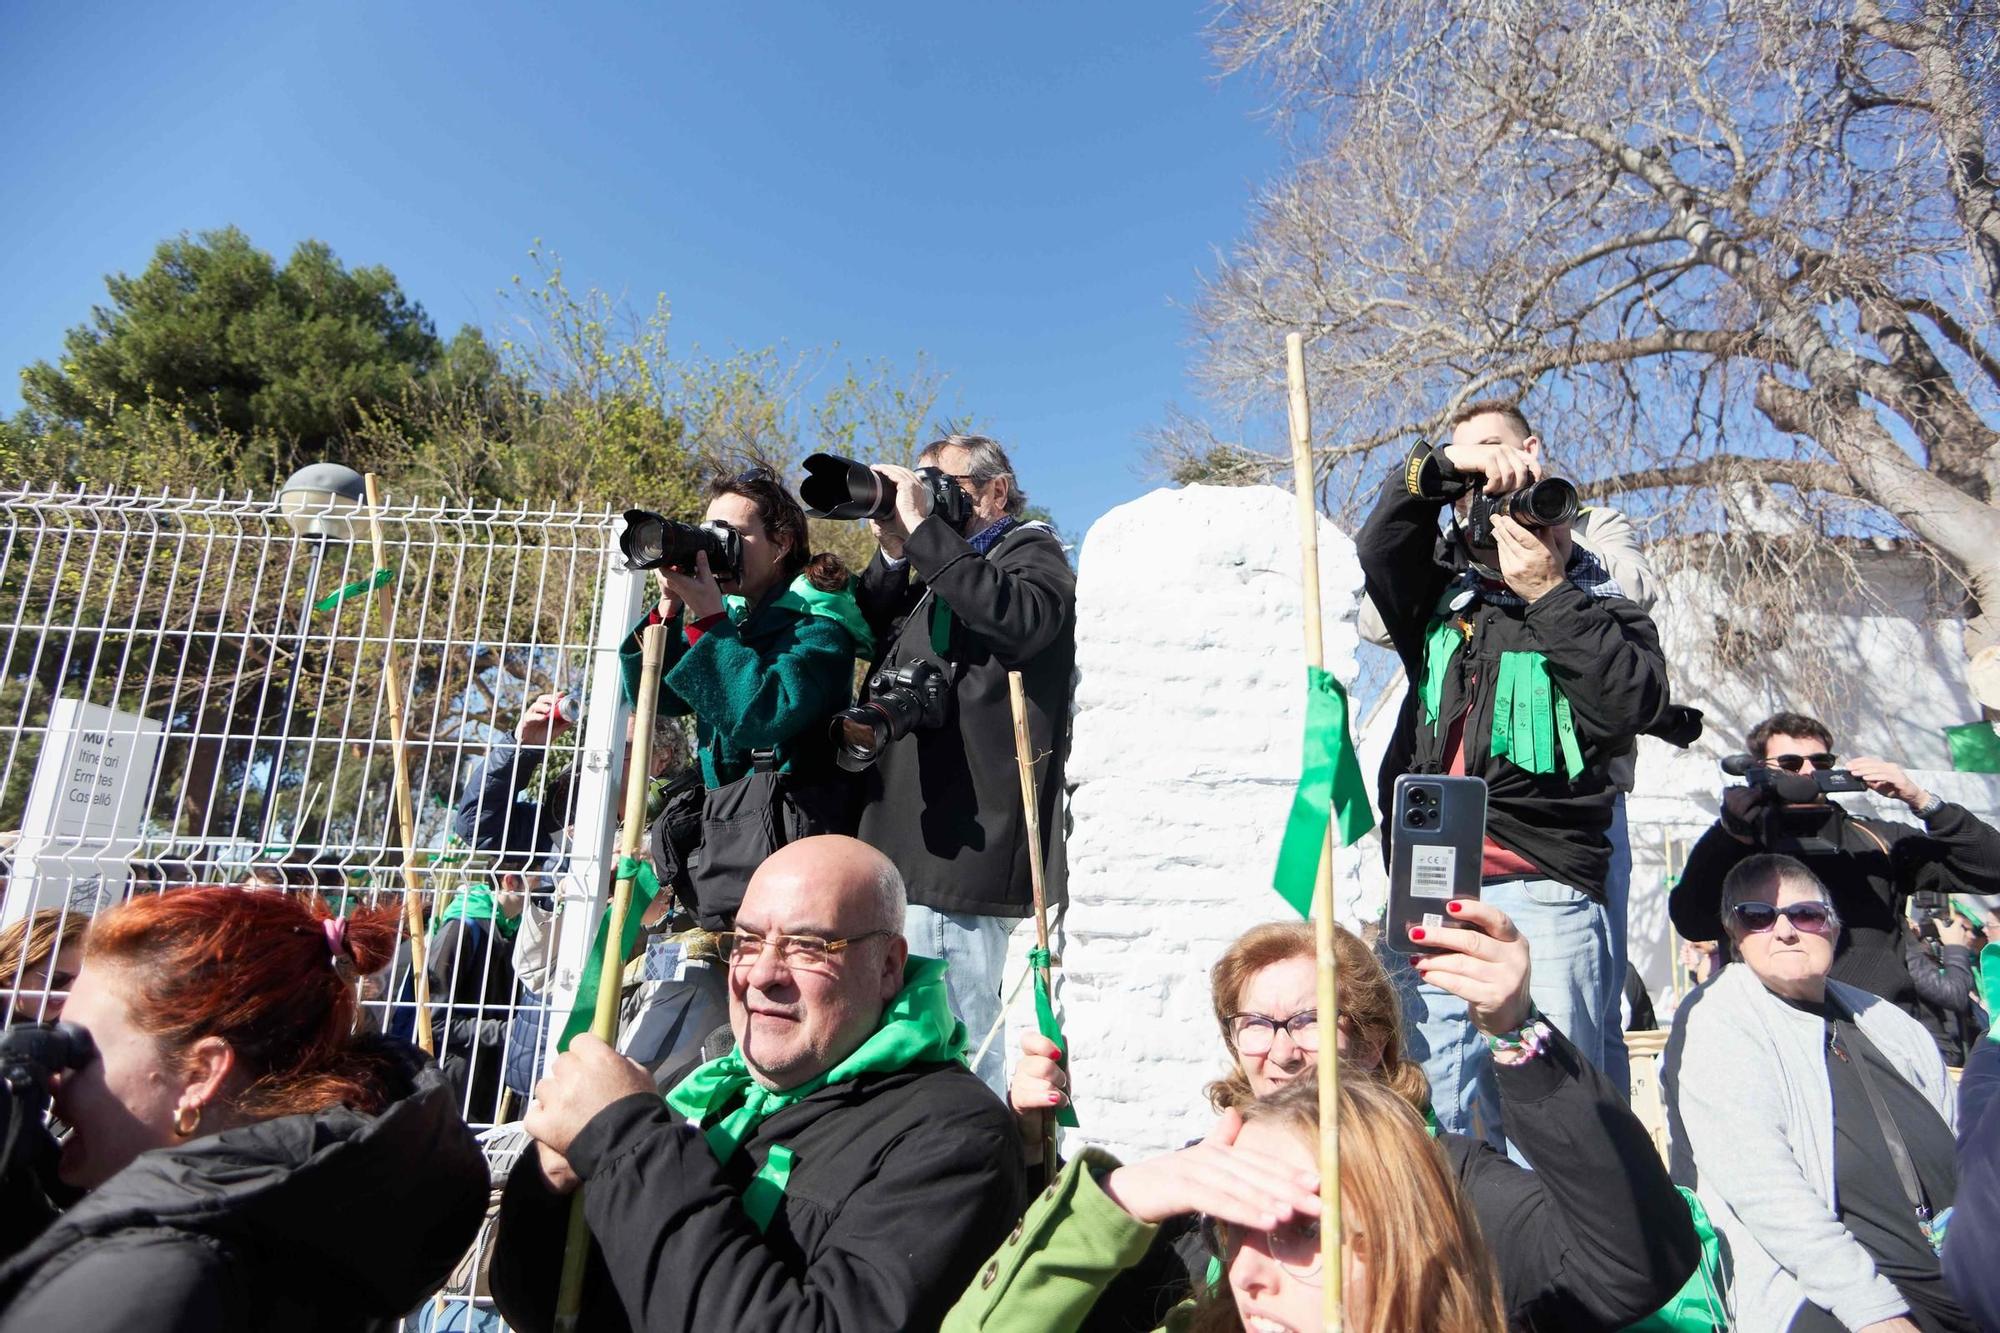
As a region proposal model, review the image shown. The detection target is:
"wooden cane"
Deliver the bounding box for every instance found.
[1285,332,1342,1331]
[553,622,668,1332]
[362,475,434,1056]
[1007,670,1061,1183]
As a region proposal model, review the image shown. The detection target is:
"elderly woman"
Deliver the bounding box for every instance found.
[1665,853,1970,1333]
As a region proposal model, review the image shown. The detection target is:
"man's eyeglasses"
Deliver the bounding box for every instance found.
[715,928,895,971]
[1764,753,1838,772]
[1730,901,1839,935]
[1207,1215,1325,1281]
[1226,1010,1319,1055]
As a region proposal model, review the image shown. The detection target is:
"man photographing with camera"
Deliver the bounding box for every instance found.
[804,435,1076,1097]
[1671,711,2000,1020]
[1361,401,1675,1147]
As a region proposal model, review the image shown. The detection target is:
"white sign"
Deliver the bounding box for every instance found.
[4,699,167,924]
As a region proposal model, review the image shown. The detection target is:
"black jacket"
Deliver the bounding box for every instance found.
[452,742,572,861]
[1945,1040,2000,1326]
[1670,803,2000,1016]
[428,915,520,1124]
[1357,466,1670,899]
[1446,1025,1700,1331]
[491,1059,1027,1333]
[853,517,1076,917]
[0,1043,486,1333]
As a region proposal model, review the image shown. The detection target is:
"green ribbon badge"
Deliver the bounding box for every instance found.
[558,855,663,1053]
[1028,944,1079,1128]
[313,566,395,613]
[1272,665,1376,917]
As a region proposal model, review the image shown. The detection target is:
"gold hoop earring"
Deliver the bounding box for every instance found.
[172,1103,203,1138]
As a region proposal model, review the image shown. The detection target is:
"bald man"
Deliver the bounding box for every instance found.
[492,836,1026,1333]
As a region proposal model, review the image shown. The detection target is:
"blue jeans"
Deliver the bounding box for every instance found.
[416,1299,505,1332]
[1601,794,1633,1099]
[904,903,1013,1098]
[1394,875,1616,1150]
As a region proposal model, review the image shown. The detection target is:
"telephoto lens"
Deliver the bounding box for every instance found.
[1503,478,1580,530]
[829,661,950,771]
[618,512,744,581]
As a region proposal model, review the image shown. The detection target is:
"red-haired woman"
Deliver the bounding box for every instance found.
[0,888,487,1331]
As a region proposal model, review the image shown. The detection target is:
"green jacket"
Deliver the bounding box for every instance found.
[942,1151,1195,1333]
[619,573,871,789]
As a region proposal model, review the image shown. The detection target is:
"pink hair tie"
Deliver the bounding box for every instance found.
[322,917,349,965]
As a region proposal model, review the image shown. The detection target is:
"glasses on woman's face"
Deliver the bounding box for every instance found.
[1765,752,1838,772]
[1209,1215,1325,1281]
[1731,901,1839,935]
[1227,1010,1319,1056]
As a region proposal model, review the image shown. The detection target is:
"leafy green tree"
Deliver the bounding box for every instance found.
[12,227,492,488]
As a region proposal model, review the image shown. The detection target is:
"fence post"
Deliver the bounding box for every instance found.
[539,519,647,1081]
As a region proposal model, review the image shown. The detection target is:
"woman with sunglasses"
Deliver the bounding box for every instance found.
[620,468,873,925]
[1665,853,1970,1333]
[990,910,1697,1332]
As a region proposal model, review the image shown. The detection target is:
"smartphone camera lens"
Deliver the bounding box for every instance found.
[1409,788,1432,807]
[1406,809,1429,828]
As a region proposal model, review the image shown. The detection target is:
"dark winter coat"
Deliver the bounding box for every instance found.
[1357,461,1671,900]
[852,518,1076,917]
[1945,1039,2000,1326]
[0,1043,486,1333]
[1671,804,2000,1017]
[491,1060,1027,1333]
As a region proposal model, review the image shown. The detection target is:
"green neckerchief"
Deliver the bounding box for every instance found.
[664,955,965,1230]
[430,884,522,943]
[721,571,875,658]
[1418,618,1583,781]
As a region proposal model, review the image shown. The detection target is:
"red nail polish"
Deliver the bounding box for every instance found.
[1047,1093,1063,1106]
[1446,900,1463,914]
[1409,927,1426,941]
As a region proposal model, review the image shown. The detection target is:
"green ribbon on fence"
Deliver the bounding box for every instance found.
[1272,665,1376,917]
[313,566,396,613]
[558,855,662,1053]
[1029,945,1079,1128]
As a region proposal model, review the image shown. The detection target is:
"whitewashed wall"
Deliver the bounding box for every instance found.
[1003,484,1367,1161]
[1019,485,2000,1162]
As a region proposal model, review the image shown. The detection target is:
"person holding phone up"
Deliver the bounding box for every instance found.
[1357,403,1678,1149]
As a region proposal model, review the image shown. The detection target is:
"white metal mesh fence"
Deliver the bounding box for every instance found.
[0,485,651,1329]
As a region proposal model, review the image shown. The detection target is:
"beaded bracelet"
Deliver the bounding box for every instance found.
[1486,1009,1551,1063]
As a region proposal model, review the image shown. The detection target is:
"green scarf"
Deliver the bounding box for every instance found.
[430,884,522,943]
[723,571,875,658]
[664,955,965,1229]
[1418,619,1583,781]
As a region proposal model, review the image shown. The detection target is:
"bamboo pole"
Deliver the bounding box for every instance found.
[1007,670,1060,1181]
[1284,332,1342,1331]
[361,475,433,1056]
[553,621,668,1333]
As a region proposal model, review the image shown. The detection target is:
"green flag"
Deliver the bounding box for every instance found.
[558,856,662,1052]
[1272,665,1376,916]
[1028,945,1079,1127]
[1946,722,2000,774]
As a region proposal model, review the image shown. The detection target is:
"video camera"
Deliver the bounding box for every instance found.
[1463,476,1580,550]
[1717,754,1868,856]
[619,513,744,582]
[1720,752,1870,795]
[800,454,972,531]
[829,660,950,772]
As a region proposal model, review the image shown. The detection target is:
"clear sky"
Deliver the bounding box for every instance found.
[0,2,1281,538]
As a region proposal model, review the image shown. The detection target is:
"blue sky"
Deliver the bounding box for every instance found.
[0,2,1281,538]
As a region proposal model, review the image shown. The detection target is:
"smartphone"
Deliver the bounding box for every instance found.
[1386,774,1488,955]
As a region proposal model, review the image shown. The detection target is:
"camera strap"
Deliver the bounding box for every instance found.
[1828,1002,1939,1248]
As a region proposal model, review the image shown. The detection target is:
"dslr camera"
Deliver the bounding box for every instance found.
[1,1023,93,1182]
[619,512,743,582]
[829,660,950,772]
[800,453,972,531]
[1462,475,1581,550]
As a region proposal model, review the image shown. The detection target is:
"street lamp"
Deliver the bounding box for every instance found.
[253,463,367,854]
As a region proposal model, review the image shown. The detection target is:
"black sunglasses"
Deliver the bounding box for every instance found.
[1766,753,1838,772]
[1731,901,1839,934]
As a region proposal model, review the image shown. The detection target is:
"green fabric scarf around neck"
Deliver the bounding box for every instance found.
[664,955,965,1229]
[721,571,875,658]
[431,884,522,943]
